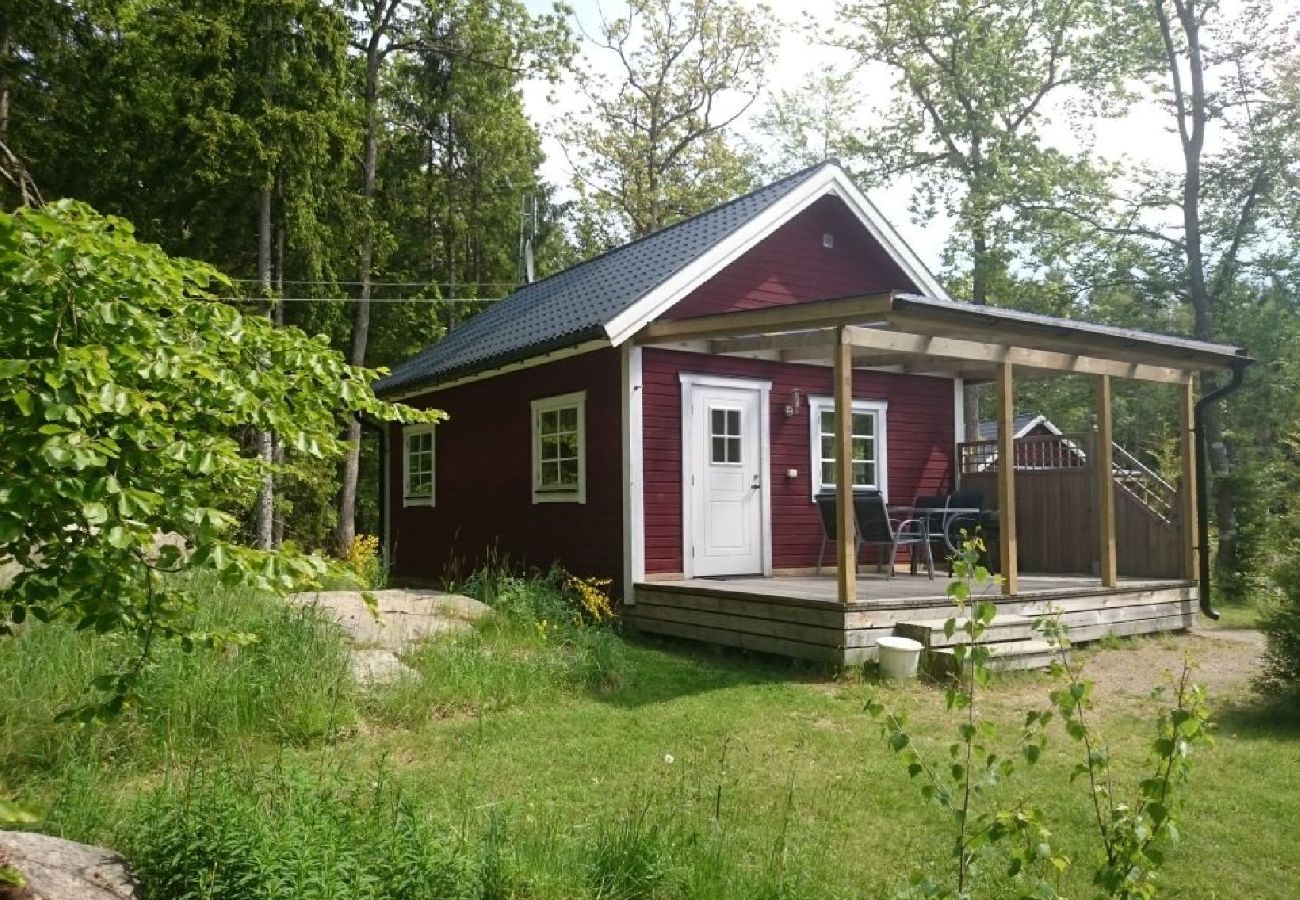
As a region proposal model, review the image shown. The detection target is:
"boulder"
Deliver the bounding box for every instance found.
[0,832,137,900]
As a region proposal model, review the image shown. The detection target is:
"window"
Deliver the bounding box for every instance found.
[531,391,586,503]
[809,397,888,498]
[403,424,436,507]
[710,407,742,464]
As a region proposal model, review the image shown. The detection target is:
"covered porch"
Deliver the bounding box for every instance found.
[627,292,1249,663]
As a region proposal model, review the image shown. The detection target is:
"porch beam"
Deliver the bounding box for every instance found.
[997,361,1019,595]
[709,329,836,355]
[636,293,896,343]
[1179,380,1200,582]
[884,307,1240,373]
[843,326,1190,384]
[1095,375,1118,587]
[833,328,857,605]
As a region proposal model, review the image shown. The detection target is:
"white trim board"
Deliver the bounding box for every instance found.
[605,164,951,347]
[678,373,773,578]
[621,345,645,604]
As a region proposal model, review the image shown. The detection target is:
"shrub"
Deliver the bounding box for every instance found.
[1259,547,1300,697]
[343,533,384,589]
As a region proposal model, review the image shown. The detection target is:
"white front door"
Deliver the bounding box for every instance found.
[685,380,767,577]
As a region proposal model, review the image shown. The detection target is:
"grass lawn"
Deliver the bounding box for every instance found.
[3,575,1297,899]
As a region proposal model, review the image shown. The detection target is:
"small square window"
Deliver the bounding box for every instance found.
[531,391,586,504]
[403,425,436,507]
[710,406,742,464]
[810,398,887,498]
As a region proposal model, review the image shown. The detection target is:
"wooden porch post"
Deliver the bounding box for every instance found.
[997,361,1018,595]
[834,328,857,604]
[1095,375,1118,587]
[1179,379,1200,582]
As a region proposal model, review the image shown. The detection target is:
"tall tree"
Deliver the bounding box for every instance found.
[563,0,777,247]
[1142,0,1298,593]
[334,0,570,553]
[829,0,1151,435]
[753,66,862,176]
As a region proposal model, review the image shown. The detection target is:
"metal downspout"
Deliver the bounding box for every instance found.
[1193,360,1249,619]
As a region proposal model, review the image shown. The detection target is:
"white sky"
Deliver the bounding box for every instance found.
[520,0,1242,271]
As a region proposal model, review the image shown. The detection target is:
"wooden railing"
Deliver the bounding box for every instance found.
[958,433,1088,474]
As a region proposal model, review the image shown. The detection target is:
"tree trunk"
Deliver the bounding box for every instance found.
[0,17,11,143]
[963,215,990,440]
[1157,0,1239,585]
[337,25,384,556]
[254,186,275,551]
[272,203,286,548]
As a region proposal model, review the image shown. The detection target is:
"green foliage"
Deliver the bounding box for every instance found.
[128,765,480,900]
[563,0,777,246]
[0,201,437,713]
[1259,540,1300,698]
[0,577,356,782]
[867,538,1212,898]
[1036,613,1213,900]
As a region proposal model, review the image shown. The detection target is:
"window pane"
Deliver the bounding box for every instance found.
[559,406,578,431]
[820,435,835,460]
[862,463,876,485]
[725,409,740,436]
[712,436,726,463]
[540,434,560,461]
[541,409,559,435]
[852,412,874,437]
[711,408,725,436]
[559,458,579,485]
[727,436,742,463]
[821,461,834,485]
[852,461,868,485]
[540,460,559,486]
[558,431,578,457]
[820,410,834,435]
[852,438,869,462]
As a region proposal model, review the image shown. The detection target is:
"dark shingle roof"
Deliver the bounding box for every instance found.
[975,414,1048,441]
[376,162,832,394]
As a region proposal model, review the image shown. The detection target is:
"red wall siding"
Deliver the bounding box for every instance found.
[666,195,914,319]
[642,349,955,574]
[388,349,623,584]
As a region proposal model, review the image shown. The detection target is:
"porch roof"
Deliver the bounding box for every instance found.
[640,291,1251,382]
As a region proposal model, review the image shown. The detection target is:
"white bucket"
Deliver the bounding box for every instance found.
[877,636,924,679]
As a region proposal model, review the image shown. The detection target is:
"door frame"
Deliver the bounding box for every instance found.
[679,373,773,578]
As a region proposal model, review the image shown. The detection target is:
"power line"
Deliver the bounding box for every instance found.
[231,278,518,288]
[222,296,503,304]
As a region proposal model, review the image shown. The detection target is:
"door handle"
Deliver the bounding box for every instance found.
[751,475,761,490]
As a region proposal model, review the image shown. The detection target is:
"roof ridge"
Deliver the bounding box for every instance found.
[511,159,835,296]
[376,160,843,393]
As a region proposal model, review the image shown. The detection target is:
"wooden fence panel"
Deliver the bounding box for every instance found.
[959,437,1183,579]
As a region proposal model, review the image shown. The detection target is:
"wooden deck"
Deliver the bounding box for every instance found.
[629,574,1198,665]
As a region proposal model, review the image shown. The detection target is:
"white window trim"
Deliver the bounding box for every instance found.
[402,423,436,508]
[808,396,888,500]
[531,390,587,504]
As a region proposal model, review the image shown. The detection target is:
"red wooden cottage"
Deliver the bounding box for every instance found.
[376,161,1250,665]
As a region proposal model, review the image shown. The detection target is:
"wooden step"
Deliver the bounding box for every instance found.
[927,639,1062,676]
[895,614,1036,648]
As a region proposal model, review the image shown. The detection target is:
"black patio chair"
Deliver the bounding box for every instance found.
[943,490,985,551]
[814,490,863,575]
[910,494,948,575]
[854,490,933,579]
